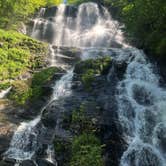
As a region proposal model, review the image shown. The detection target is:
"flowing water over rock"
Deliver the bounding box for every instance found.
[4,2,166,166]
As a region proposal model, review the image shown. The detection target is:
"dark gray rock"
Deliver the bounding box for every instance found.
[44,6,58,18]
[36,159,56,166]
[20,160,36,166]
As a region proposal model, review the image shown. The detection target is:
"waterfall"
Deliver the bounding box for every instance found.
[115,48,166,166]
[31,2,127,48]
[5,2,166,166]
[5,70,73,164]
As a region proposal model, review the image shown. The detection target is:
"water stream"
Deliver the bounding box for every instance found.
[5,2,166,166]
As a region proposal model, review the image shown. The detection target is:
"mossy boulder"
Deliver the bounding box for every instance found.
[31,67,64,100]
[74,56,111,90]
[54,137,71,166]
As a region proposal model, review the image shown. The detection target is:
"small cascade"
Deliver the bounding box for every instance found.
[5,116,41,161]
[0,87,12,99]
[116,48,166,166]
[5,70,74,164]
[45,145,57,165]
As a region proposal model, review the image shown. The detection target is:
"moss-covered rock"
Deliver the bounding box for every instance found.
[54,138,71,166]
[74,56,111,90]
[71,102,100,134]
[70,133,104,166]
[31,67,63,100]
[8,80,32,105]
[7,67,64,105]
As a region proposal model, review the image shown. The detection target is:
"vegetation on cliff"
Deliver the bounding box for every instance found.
[70,133,103,166]
[0,0,62,29]
[74,56,111,90]
[105,0,166,58]
[0,29,47,89]
[8,67,61,105]
[69,0,166,59]
[0,29,63,105]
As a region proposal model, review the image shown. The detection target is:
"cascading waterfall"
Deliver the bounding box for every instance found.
[5,2,166,166]
[31,2,127,48]
[116,49,166,166]
[5,70,73,164]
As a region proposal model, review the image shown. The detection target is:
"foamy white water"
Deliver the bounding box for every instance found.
[0,87,12,99]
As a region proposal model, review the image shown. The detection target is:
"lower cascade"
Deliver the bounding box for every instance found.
[4,2,166,166]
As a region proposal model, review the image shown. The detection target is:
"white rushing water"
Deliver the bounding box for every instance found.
[0,87,12,99]
[5,70,73,164]
[116,48,166,166]
[5,2,166,166]
[31,3,128,48]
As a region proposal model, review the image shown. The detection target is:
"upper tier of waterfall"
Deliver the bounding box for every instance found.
[31,2,128,48]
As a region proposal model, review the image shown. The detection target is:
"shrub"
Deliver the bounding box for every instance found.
[70,133,103,166]
[74,56,111,90]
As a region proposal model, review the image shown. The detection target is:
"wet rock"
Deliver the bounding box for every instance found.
[44,6,58,18]
[0,123,16,160]
[113,60,127,79]
[122,145,163,166]
[64,5,78,17]
[41,102,60,128]
[0,160,13,166]
[36,159,56,166]
[20,160,36,166]
[154,123,166,153]
[132,84,154,106]
[51,46,81,64]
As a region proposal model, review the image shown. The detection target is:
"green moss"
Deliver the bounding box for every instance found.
[8,80,32,105]
[74,56,111,90]
[81,69,95,90]
[31,67,61,100]
[70,133,103,166]
[54,138,71,165]
[7,67,61,105]
[0,82,10,90]
[0,28,48,91]
[71,104,95,134]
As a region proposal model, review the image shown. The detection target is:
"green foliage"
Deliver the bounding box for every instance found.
[46,0,62,6]
[0,0,62,29]
[31,67,60,100]
[0,82,10,90]
[7,67,59,105]
[105,0,166,58]
[81,69,95,90]
[74,56,111,90]
[8,80,32,105]
[70,133,103,166]
[0,29,47,83]
[0,48,30,80]
[71,104,96,133]
[0,29,49,103]
[68,0,90,5]
[32,67,58,87]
